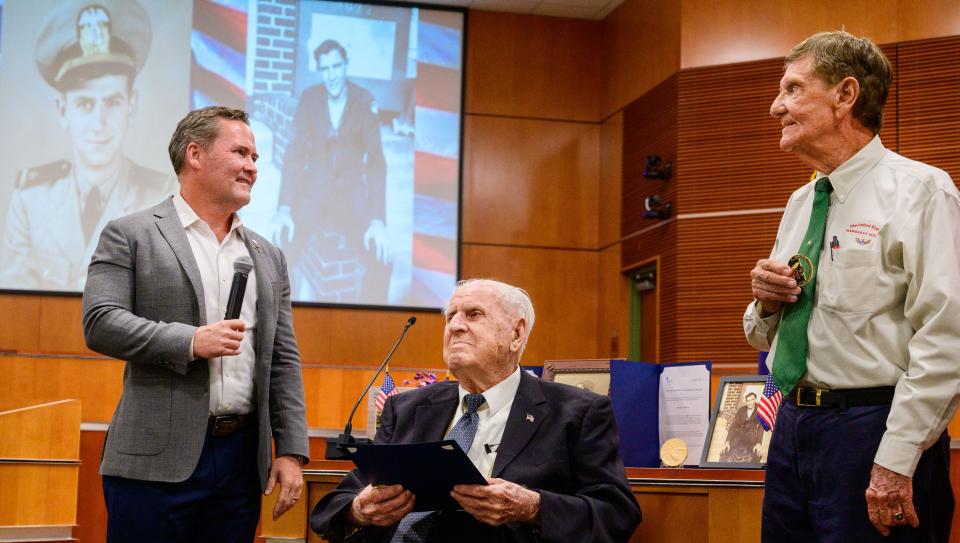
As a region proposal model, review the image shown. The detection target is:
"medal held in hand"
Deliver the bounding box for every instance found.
[788,254,814,288]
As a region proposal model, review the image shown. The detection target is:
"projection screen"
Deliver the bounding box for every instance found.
[0,0,463,309]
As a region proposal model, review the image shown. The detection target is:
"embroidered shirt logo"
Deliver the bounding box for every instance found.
[846,222,880,245]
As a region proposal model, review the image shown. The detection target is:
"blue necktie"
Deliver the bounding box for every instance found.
[391,393,486,542]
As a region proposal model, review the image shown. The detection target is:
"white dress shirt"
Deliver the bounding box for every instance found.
[172,193,258,416]
[744,136,960,476]
[447,366,522,478]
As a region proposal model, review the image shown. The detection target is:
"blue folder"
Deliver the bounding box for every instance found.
[342,440,487,511]
[609,359,711,467]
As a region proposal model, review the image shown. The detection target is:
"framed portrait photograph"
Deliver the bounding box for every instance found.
[542,359,613,396]
[700,375,773,469]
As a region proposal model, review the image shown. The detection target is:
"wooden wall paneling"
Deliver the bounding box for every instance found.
[674,214,782,367]
[601,0,681,119]
[460,244,600,365]
[597,244,629,359]
[2,356,122,423]
[600,111,624,247]
[38,296,92,355]
[896,36,960,182]
[622,75,678,239]
[465,11,602,122]
[0,294,41,353]
[879,44,900,152]
[302,368,447,431]
[622,223,677,362]
[897,0,960,43]
[292,307,445,366]
[677,58,807,214]
[462,115,600,249]
[679,0,899,69]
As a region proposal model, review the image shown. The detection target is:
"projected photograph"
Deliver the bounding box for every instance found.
[0,0,464,310]
[0,0,188,292]
[192,0,463,308]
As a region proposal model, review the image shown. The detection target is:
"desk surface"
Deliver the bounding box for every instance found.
[304,461,766,487]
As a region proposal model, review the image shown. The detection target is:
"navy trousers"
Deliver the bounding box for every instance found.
[103,423,262,543]
[762,401,954,542]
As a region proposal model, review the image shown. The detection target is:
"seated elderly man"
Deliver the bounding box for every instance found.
[311,278,641,542]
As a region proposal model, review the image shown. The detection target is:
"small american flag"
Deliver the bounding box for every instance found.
[375,372,400,412]
[756,373,782,431]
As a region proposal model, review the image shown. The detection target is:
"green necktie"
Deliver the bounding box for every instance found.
[772,177,833,394]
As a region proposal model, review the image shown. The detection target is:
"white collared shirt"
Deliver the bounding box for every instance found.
[744,136,960,476]
[447,366,522,478]
[172,192,258,416]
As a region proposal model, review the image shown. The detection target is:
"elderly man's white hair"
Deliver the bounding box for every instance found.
[443,278,536,354]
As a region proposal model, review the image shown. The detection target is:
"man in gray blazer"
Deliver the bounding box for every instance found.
[82,106,310,542]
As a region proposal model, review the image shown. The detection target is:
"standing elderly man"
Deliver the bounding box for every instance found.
[311,279,641,542]
[82,106,309,542]
[744,31,960,541]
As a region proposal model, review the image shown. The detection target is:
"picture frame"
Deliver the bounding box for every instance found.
[542,359,614,396]
[700,375,772,469]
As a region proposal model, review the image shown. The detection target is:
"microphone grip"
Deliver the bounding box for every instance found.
[224,272,249,320]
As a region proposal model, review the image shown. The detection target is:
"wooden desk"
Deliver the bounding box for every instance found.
[299,465,764,543]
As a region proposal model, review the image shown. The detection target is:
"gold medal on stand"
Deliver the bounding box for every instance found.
[660,438,688,467]
[788,254,815,287]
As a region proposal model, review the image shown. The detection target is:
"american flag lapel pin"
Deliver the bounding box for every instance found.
[525,413,535,422]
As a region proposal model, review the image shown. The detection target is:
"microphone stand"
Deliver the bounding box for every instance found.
[325,317,416,460]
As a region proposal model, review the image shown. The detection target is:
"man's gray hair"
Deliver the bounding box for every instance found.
[444,278,536,354]
[785,31,892,134]
[168,106,249,175]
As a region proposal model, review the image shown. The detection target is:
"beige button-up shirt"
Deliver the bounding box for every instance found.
[744,136,960,476]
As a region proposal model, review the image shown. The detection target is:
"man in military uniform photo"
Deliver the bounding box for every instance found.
[273,39,393,304]
[721,392,764,463]
[0,0,174,291]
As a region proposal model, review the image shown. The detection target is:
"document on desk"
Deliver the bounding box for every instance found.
[658,364,710,465]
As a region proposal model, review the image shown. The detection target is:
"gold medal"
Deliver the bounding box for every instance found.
[659,438,688,467]
[788,254,814,287]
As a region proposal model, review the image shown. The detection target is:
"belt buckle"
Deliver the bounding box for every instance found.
[795,387,824,407]
[212,415,241,436]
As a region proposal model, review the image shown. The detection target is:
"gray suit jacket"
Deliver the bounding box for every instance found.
[82,196,310,487]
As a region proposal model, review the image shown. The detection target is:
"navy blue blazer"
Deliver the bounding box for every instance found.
[310,370,641,542]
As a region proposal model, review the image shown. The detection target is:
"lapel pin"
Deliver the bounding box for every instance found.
[252,240,262,254]
[526,413,535,422]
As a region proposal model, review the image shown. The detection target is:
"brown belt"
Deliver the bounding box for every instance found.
[207,412,255,437]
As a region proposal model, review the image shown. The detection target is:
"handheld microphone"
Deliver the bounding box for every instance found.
[326,316,417,459]
[224,256,254,320]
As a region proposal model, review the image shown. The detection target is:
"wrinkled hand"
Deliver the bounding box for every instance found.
[750,258,800,316]
[363,220,393,265]
[270,205,295,245]
[865,463,919,536]
[192,319,245,359]
[452,478,541,526]
[349,485,415,527]
[265,455,304,521]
